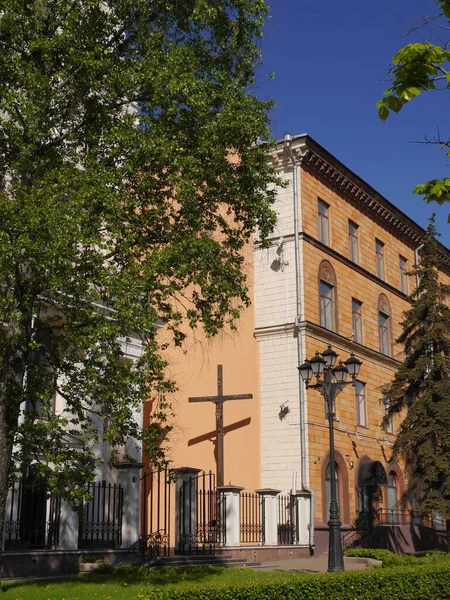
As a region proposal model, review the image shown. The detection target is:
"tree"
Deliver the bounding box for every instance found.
[0,0,277,572]
[384,218,450,541]
[376,0,450,208]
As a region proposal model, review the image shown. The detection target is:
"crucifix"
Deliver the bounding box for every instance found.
[188,364,252,487]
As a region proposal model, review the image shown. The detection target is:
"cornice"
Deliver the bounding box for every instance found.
[298,320,401,369]
[254,322,295,340]
[271,135,450,273]
[253,319,401,368]
[302,233,408,300]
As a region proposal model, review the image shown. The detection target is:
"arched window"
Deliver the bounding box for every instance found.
[319,261,337,332]
[386,471,398,524]
[378,294,392,356]
[325,461,340,520]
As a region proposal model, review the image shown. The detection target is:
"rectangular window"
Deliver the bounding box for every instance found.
[356,381,366,427]
[348,221,359,264]
[376,239,385,280]
[384,395,393,434]
[352,299,363,344]
[400,256,408,294]
[318,199,329,246]
[319,280,334,330]
[379,311,390,355]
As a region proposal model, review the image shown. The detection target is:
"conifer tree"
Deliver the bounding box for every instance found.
[385,217,450,540]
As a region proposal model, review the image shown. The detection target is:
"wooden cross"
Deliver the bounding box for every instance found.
[188,364,252,487]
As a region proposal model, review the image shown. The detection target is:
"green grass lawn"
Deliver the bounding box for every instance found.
[3,552,450,600]
[1,565,301,600]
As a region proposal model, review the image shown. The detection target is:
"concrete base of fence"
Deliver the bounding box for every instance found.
[215,545,310,563]
[2,549,135,579]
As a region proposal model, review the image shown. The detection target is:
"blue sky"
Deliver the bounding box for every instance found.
[259,0,450,247]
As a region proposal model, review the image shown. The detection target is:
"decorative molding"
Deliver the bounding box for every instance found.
[298,320,401,368]
[318,260,336,286]
[303,233,409,300]
[270,135,450,272]
[254,323,296,340]
[378,293,392,316]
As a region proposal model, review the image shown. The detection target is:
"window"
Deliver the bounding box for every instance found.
[379,312,391,355]
[318,261,337,331]
[399,256,408,294]
[351,299,363,343]
[383,394,393,434]
[355,381,366,427]
[378,295,392,356]
[348,221,359,264]
[376,239,385,280]
[325,462,340,520]
[320,281,334,330]
[386,471,398,523]
[318,199,329,246]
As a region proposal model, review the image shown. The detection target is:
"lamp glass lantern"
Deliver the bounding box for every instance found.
[322,345,338,368]
[310,352,326,377]
[333,362,348,383]
[344,353,362,379]
[298,360,313,384]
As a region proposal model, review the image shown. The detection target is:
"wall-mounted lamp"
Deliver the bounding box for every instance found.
[279,403,290,420]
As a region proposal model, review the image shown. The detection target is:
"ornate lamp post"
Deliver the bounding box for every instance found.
[298,345,362,572]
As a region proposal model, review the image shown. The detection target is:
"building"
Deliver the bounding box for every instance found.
[254,133,450,553]
[155,133,450,556]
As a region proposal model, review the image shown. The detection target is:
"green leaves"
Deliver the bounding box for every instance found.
[377,4,450,215]
[0,0,278,504]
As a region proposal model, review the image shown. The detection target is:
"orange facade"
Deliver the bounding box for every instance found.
[143,134,450,552]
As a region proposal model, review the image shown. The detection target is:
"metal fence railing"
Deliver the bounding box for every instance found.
[240,492,265,544]
[277,494,299,545]
[4,476,60,550]
[78,481,123,548]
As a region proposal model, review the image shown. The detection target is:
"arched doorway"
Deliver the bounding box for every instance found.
[357,460,387,529]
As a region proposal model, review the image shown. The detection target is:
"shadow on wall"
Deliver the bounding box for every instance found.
[361,525,447,554]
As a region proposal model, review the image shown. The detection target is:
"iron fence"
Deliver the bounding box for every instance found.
[240,492,265,544]
[78,481,123,548]
[4,476,60,550]
[376,509,446,530]
[139,468,174,558]
[277,494,298,545]
[178,470,225,554]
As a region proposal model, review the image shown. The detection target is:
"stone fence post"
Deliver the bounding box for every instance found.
[255,489,280,546]
[217,485,243,547]
[115,462,145,549]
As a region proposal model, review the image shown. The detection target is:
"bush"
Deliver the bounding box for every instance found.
[344,548,403,565]
[345,548,450,568]
[142,564,450,599]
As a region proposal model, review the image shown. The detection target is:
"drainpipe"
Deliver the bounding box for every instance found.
[284,133,315,552]
[415,243,424,292]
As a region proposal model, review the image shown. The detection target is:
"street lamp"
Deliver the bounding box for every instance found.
[298,345,362,572]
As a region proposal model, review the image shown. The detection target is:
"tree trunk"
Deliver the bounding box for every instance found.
[0,401,14,588]
[446,518,450,554]
[0,338,27,587]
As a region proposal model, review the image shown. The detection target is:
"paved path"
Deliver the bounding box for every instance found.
[253,555,375,573]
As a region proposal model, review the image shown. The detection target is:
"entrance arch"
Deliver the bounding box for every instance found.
[357,460,387,528]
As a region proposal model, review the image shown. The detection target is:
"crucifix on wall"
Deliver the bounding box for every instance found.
[188,364,252,487]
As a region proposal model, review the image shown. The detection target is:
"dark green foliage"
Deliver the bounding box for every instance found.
[97,564,450,600]
[6,563,450,599]
[384,218,450,522]
[345,548,449,567]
